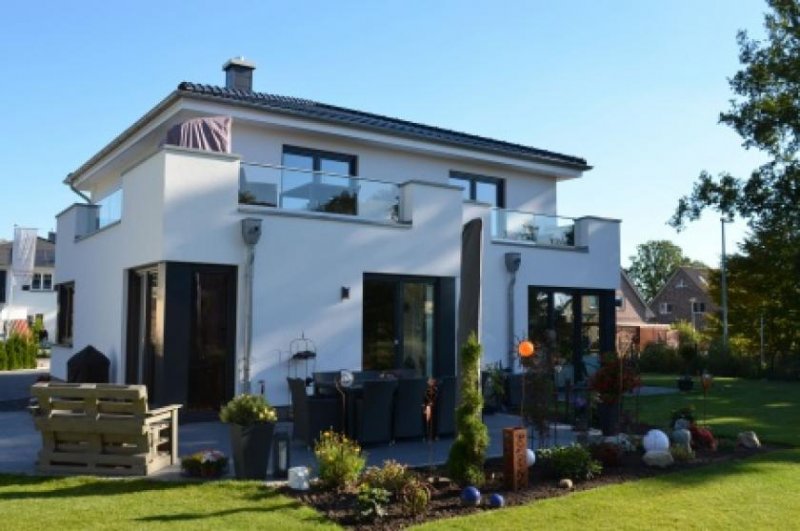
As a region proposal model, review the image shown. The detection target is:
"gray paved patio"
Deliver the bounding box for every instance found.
[0,409,577,479]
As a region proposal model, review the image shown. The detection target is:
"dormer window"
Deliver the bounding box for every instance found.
[659,302,673,314]
[675,279,686,288]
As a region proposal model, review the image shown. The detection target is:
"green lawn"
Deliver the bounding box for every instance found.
[0,476,335,530]
[636,374,800,445]
[415,449,800,530]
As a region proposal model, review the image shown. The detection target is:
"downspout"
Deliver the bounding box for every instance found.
[67,174,92,203]
[504,253,521,370]
[240,218,263,395]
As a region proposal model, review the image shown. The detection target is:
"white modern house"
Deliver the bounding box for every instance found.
[52,59,620,409]
[0,233,58,341]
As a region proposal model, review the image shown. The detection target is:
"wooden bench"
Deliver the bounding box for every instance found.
[30,383,181,476]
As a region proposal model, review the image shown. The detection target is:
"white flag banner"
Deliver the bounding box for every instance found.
[11,227,37,285]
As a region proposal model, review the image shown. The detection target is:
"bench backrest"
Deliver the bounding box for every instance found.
[31,382,149,419]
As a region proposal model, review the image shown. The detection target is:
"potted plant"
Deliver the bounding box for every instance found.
[676,374,694,391]
[588,352,641,435]
[220,394,277,479]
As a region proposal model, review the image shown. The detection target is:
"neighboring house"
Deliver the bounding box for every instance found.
[52,58,620,408]
[649,266,717,330]
[615,269,670,353]
[0,233,58,341]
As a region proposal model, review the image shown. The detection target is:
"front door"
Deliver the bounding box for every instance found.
[363,275,436,376]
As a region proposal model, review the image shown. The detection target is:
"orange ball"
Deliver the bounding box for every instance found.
[518,340,535,358]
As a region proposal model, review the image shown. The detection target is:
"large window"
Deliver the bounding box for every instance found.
[448,171,505,207]
[282,146,358,213]
[527,287,615,382]
[56,282,75,346]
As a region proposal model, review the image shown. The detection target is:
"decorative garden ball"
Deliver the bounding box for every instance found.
[526,448,536,467]
[488,493,505,508]
[461,486,481,506]
[643,429,670,452]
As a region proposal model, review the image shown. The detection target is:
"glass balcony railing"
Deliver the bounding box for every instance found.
[96,189,123,230]
[491,207,575,247]
[239,162,401,223]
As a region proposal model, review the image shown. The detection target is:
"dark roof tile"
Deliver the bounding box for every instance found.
[177,82,589,169]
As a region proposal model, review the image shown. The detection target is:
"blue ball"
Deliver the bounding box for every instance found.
[488,493,505,508]
[461,486,481,506]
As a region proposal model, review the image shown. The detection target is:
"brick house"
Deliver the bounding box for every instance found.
[649,266,717,330]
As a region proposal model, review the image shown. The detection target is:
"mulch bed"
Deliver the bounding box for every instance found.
[282,439,780,530]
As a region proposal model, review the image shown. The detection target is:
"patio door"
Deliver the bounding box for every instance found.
[363,275,436,377]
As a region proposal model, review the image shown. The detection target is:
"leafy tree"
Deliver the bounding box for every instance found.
[446,332,489,486]
[627,240,698,301]
[671,0,800,372]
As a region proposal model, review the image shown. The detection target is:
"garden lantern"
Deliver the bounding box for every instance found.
[643,429,670,453]
[518,340,535,358]
[272,430,291,479]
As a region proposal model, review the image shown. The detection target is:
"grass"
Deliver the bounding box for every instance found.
[414,449,800,530]
[635,374,800,445]
[0,476,336,530]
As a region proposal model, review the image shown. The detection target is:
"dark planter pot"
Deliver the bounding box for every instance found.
[677,378,694,392]
[229,422,275,480]
[596,402,620,436]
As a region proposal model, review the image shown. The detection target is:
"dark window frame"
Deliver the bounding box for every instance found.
[449,171,505,207]
[282,145,358,176]
[56,282,75,346]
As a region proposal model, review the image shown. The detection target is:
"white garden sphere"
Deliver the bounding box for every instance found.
[643,429,670,452]
[526,448,536,467]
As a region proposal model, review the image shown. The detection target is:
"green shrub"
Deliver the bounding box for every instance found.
[536,444,602,481]
[355,485,390,521]
[670,445,695,462]
[638,342,684,374]
[314,431,366,489]
[6,334,24,370]
[0,341,6,371]
[219,394,277,425]
[361,460,409,494]
[399,476,431,517]
[446,332,489,486]
[704,337,761,378]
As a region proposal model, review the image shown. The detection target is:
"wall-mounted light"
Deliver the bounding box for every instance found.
[341,286,350,300]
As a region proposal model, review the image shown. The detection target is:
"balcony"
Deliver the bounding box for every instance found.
[239,162,401,223]
[491,208,575,248]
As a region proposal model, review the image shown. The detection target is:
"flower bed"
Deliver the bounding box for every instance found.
[284,439,775,530]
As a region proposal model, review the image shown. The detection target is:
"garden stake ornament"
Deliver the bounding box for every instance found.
[701,372,713,426]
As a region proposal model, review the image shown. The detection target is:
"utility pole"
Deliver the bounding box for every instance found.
[720,218,729,352]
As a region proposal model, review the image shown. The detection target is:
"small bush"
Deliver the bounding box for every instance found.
[355,485,391,521]
[399,476,431,517]
[447,333,489,486]
[638,342,684,374]
[0,341,6,370]
[314,431,366,489]
[181,450,229,478]
[670,445,695,462]
[537,444,602,481]
[589,442,623,467]
[219,394,277,426]
[361,460,408,494]
[690,425,717,451]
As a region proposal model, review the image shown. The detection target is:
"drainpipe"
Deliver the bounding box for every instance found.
[504,253,521,370]
[240,218,263,394]
[67,174,92,203]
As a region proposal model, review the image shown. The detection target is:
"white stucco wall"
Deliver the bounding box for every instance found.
[0,267,57,340]
[52,151,167,380]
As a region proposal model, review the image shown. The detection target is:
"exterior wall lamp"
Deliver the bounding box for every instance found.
[341,286,350,300]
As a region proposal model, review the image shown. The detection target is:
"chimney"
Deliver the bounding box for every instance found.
[223,57,256,92]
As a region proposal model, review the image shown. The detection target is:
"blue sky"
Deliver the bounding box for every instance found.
[0,0,767,266]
